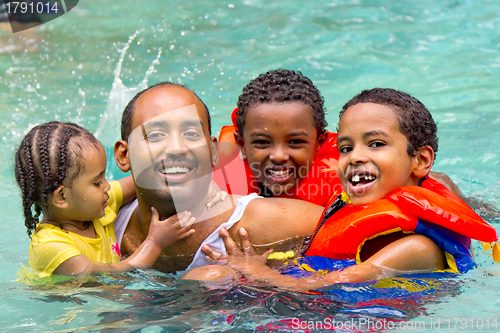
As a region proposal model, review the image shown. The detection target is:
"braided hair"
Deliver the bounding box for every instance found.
[14,122,100,238]
[236,69,327,137]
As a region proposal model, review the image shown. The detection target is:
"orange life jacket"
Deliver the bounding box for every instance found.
[302,178,498,273]
[217,108,342,206]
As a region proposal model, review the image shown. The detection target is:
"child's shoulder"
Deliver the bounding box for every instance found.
[30,223,79,246]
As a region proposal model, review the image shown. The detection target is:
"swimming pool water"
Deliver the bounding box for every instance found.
[1,0,499,331]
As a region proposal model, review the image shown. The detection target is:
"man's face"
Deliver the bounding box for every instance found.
[127,85,217,205]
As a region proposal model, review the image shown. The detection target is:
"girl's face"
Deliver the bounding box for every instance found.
[237,102,320,196]
[62,143,111,221]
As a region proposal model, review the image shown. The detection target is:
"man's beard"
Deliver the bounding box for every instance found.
[134,168,212,217]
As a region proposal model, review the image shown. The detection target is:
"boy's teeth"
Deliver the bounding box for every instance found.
[164,166,189,174]
[269,169,290,178]
[351,174,376,182]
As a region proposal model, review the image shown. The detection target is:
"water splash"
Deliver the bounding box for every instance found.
[95,31,162,146]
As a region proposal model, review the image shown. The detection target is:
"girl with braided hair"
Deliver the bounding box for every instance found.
[15,121,196,277]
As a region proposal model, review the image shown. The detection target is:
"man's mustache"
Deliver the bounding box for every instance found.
[158,157,197,168]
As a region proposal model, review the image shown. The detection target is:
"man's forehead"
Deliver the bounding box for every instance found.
[132,85,208,127]
[139,104,203,129]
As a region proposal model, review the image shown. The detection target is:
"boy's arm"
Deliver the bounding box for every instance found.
[206,180,228,209]
[117,175,136,205]
[200,229,446,291]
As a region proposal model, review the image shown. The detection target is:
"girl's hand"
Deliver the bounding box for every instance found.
[53,208,195,275]
[149,207,195,248]
[206,180,228,209]
[202,227,272,276]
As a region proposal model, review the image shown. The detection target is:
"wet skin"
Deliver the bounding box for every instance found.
[114,86,324,272]
[337,103,421,206]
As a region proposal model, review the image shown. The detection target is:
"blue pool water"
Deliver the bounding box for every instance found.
[1,0,500,331]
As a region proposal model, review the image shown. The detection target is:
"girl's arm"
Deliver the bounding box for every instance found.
[202,228,446,292]
[53,208,195,276]
[117,175,136,205]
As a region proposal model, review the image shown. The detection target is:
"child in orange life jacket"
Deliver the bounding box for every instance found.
[226,69,342,206]
[202,88,497,290]
[221,69,458,206]
[15,121,198,277]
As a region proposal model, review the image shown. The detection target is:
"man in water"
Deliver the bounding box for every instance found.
[113,82,324,273]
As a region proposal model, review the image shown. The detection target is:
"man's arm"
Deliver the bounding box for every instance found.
[429,171,463,197]
[180,198,322,282]
[233,197,324,251]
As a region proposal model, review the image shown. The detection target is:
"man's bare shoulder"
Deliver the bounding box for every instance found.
[244,197,323,219]
[235,197,323,242]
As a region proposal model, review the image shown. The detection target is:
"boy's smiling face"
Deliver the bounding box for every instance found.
[337,103,420,206]
[238,102,320,196]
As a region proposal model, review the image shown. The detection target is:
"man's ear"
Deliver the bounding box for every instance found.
[210,136,219,168]
[51,185,68,209]
[412,146,434,179]
[234,131,247,161]
[114,140,131,172]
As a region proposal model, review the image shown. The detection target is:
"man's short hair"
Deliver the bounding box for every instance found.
[121,82,211,141]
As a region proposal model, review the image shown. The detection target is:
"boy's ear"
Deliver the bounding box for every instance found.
[412,146,434,179]
[210,136,219,168]
[114,140,131,172]
[51,185,68,209]
[234,131,247,161]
